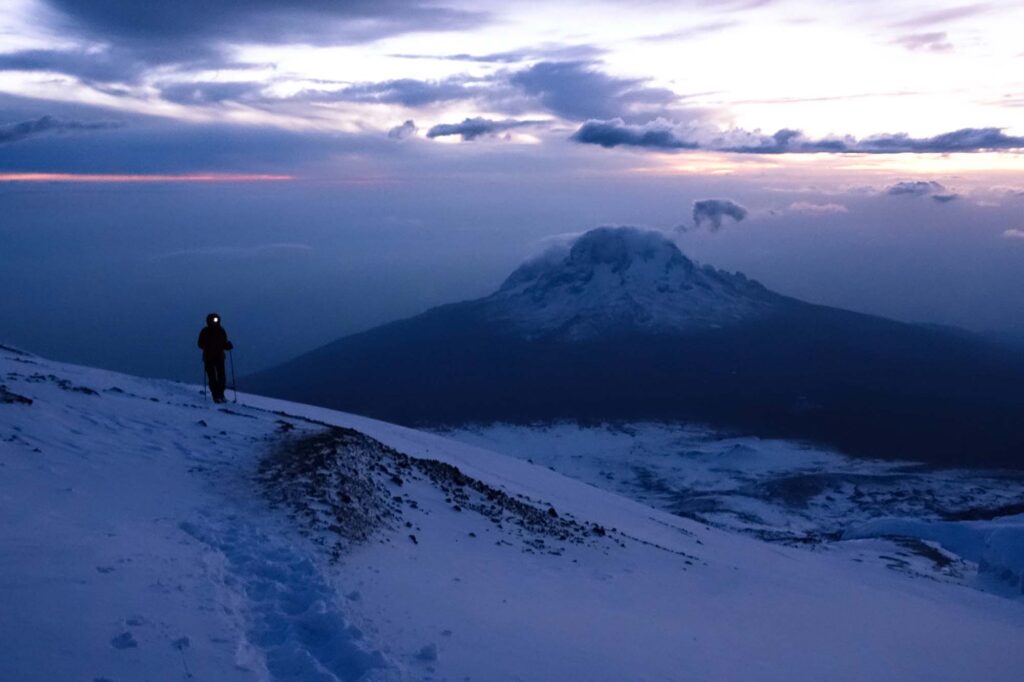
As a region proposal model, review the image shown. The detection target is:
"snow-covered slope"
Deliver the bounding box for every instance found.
[485,226,782,340]
[3,345,1024,681]
[437,422,1024,592]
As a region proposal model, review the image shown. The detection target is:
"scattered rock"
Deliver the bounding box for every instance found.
[0,385,32,405]
[260,426,611,560]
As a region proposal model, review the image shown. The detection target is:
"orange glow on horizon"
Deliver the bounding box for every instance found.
[0,172,295,183]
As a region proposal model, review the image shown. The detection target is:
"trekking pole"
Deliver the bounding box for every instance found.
[229,350,238,404]
[201,361,208,400]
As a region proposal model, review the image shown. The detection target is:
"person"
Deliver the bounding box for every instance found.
[198,313,233,403]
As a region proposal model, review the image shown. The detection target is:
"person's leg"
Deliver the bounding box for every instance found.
[204,359,218,400]
[219,358,228,400]
[211,358,227,401]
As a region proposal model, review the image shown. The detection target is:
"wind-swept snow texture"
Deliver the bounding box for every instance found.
[3,344,1024,681]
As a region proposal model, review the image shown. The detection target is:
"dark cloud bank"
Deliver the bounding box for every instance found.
[571,119,1024,155]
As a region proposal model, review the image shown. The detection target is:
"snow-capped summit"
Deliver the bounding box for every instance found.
[486,226,782,340]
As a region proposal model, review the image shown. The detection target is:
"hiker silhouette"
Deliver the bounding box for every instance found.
[197,313,233,403]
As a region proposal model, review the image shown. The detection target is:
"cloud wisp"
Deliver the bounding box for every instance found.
[688,199,749,232]
[291,76,482,107]
[391,43,606,64]
[0,48,149,84]
[638,20,739,43]
[387,120,418,140]
[788,201,849,214]
[892,3,994,29]
[893,32,954,52]
[886,181,959,202]
[508,61,682,122]
[0,116,121,145]
[886,180,946,196]
[426,117,547,141]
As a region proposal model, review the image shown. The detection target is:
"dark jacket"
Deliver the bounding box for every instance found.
[198,325,233,359]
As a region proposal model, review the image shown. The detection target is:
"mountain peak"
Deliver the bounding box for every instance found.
[487,226,781,340]
[500,227,690,291]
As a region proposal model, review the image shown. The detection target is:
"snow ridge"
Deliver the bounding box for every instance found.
[486,226,781,340]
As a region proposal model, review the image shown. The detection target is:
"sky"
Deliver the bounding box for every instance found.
[1,0,1023,380]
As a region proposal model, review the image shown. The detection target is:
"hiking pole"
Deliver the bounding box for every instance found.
[201,361,208,400]
[229,350,238,404]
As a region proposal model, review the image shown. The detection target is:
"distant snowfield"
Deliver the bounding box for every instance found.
[438,423,1024,593]
[2,346,1024,681]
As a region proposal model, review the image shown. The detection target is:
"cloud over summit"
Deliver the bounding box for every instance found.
[690,199,749,232]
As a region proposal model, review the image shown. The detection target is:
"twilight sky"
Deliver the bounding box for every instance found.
[2,0,1023,380]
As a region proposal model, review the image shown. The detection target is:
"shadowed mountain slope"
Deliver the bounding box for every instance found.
[247,227,1024,468]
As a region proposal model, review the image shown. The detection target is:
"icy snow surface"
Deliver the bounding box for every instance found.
[3,346,1024,681]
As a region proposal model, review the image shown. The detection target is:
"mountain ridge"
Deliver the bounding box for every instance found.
[247,227,1024,469]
